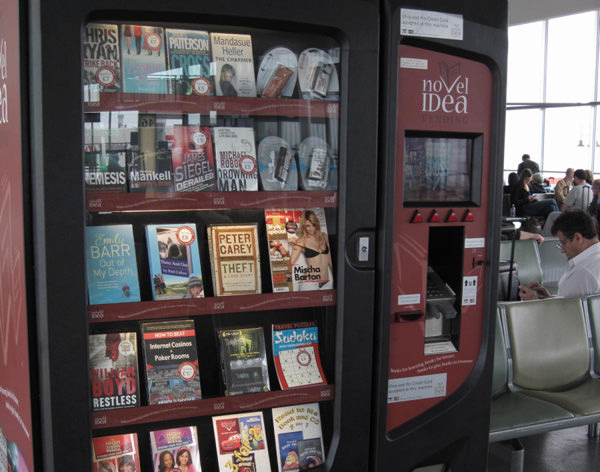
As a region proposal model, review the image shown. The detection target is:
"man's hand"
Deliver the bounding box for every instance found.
[519,282,551,300]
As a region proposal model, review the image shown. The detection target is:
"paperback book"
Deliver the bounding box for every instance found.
[86,225,141,305]
[207,224,261,296]
[141,319,202,405]
[84,146,128,193]
[120,25,168,94]
[213,127,259,192]
[272,403,325,472]
[146,223,204,300]
[89,332,140,411]
[92,433,140,472]
[171,126,217,192]
[212,411,270,472]
[210,33,257,97]
[150,426,202,472]
[166,28,213,96]
[272,322,326,389]
[217,327,270,396]
[82,23,121,98]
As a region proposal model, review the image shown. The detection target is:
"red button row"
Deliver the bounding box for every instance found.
[411,209,473,223]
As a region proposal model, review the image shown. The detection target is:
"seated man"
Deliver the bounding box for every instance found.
[554,167,574,207]
[519,209,600,300]
[561,168,592,211]
[530,172,546,194]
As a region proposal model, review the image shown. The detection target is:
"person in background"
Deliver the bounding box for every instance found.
[586,169,594,185]
[504,172,519,194]
[519,209,600,300]
[517,153,540,176]
[554,168,574,207]
[511,168,558,218]
[588,179,600,229]
[562,169,593,211]
[530,172,546,194]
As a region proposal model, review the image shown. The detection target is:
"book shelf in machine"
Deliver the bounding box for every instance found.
[84,21,340,472]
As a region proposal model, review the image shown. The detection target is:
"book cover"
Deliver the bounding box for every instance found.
[256,47,298,99]
[212,411,270,472]
[86,225,141,305]
[89,332,140,411]
[171,126,217,192]
[166,28,213,96]
[264,210,299,292]
[207,224,261,296]
[272,403,325,472]
[83,23,121,99]
[272,322,326,389]
[257,137,298,191]
[210,33,257,97]
[141,319,202,405]
[217,327,270,396]
[150,426,202,472]
[120,25,168,94]
[213,127,259,192]
[91,433,140,472]
[84,146,128,193]
[128,113,173,192]
[146,223,204,300]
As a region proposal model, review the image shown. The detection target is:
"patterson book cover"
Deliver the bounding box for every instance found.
[89,332,140,411]
[166,28,213,96]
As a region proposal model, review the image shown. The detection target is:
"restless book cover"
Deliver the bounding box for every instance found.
[89,332,140,411]
[166,28,213,96]
[150,426,202,472]
[217,327,269,396]
[213,127,259,192]
[141,319,202,405]
[92,433,141,472]
[171,126,217,192]
[82,23,121,97]
[207,224,261,297]
[272,322,326,389]
[210,33,256,97]
[272,403,325,472]
[146,223,204,300]
[86,225,141,305]
[212,411,270,472]
[120,25,168,94]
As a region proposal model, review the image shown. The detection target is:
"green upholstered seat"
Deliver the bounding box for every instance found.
[522,381,600,416]
[538,237,568,295]
[586,295,600,375]
[499,239,543,286]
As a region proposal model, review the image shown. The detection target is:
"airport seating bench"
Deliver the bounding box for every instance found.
[489,296,600,472]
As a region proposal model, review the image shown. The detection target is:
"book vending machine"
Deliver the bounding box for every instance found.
[8,0,378,471]
[371,0,507,470]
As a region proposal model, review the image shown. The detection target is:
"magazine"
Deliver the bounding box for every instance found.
[149,426,202,472]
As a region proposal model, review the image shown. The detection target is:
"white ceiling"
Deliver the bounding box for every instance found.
[509,0,600,25]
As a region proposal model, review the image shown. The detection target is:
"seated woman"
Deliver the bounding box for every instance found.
[511,168,558,218]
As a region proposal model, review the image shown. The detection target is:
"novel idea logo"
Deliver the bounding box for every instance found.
[422,61,469,115]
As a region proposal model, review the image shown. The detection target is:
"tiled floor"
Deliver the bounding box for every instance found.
[487,426,600,472]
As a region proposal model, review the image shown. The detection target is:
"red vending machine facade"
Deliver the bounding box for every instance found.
[24,1,378,471]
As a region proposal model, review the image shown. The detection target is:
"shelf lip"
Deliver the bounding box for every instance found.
[86,190,338,212]
[88,290,336,323]
[84,93,340,118]
[91,384,334,429]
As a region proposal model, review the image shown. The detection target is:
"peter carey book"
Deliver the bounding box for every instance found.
[120,25,168,94]
[212,411,270,472]
[141,319,202,405]
[150,426,202,472]
[83,23,121,97]
[213,127,259,192]
[207,224,261,296]
[210,33,257,97]
[166,28,213,96]
[171,126,217,192]
[145,223,204,300]
[92,433,141,472]
[272,403,325,472]
[89,332,140,411]
[217,327,270,396]
[86,225,141,305]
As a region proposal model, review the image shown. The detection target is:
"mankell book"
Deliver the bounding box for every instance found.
[89,332,140,411]
[166,28,213,96]
[207,224,261,296]
[171,126,217,192]
[86,225,141,305]
[271,403,325,472]
[217,327,270,396]
[210,33,256,97]
[82,23,121,97]
[141,319,202,405]
[92,433,141,472]
[150,426,202,472]
[212,411,270,472]
[145,223,204,300]
[213,127,259,192]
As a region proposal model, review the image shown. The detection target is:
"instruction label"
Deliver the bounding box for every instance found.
[387,373,447,403]
[462,276,478,305]
[400,9,463,40]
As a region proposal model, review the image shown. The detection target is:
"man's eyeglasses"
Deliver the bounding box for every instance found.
[556,237,573,249]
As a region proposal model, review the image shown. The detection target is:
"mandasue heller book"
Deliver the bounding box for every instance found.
[210,33,256,98]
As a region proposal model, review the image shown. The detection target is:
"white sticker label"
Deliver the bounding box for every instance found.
[462,276,478,306]
[400,9,464,40]
[398,294,421,305]
[400,57,428,70]
[387,373,447,403]
[465,238,485,248]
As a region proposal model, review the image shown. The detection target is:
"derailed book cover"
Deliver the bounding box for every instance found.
[171,126,217,192]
